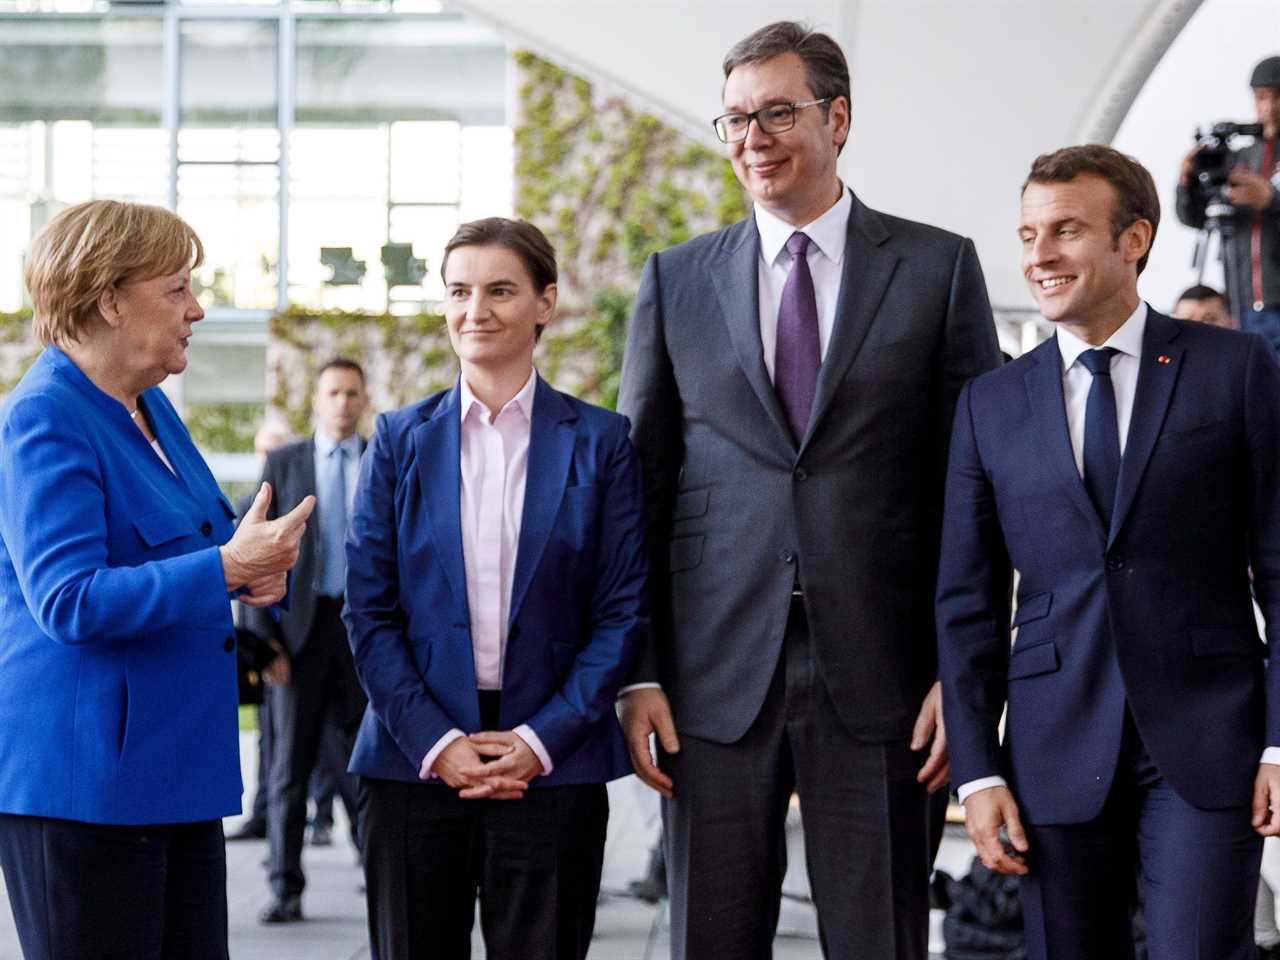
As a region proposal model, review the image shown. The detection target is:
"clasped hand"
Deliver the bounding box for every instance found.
[427,732,544,800]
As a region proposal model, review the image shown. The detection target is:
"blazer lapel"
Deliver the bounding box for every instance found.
[508,378,576,628]
[802,193,899,452]
[1025,337,1108,543]
[1108,312,1184,547]
[711,219,795,443]
[411,384,468,611]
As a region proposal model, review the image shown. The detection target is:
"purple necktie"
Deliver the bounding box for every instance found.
[775,231,820,443]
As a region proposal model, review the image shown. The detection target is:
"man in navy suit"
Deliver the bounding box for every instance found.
[937,144,1280,959]
[344,217,646,960]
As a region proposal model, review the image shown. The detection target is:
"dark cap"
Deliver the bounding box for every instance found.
[1251,56,1280,89]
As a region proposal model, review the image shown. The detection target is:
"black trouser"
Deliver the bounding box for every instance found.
[267,595,366,899]
[359,695,609,960]
[661,595,933,960]
[0,813,227,960]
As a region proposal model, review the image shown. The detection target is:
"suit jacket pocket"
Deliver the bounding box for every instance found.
[668,535,703,573]
[1008,639,1059,680]
[672,488,709,521]
[1012,591,1052,626]
[132,510,196,548]
[1190,627,1263,658]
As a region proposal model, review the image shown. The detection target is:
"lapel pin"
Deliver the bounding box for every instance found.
[1156,354,1171,364]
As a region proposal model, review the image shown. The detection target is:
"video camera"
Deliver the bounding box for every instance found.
[1189,120,1265,223]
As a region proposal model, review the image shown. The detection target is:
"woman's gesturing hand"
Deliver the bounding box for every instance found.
[220,482,316,591]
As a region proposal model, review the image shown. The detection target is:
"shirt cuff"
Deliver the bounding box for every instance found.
[514,724,553,776]
[957,776,1008,804]
[420,728,465,780]
[1262,747,1280,766]
[617,682,662,698]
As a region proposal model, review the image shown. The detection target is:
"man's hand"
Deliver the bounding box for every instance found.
[427,738,529,800]
[1226,167,1276,210]
[1252,763,1280,836]
[912,681,950,793]
[262,640,290,686]
[461,731,544,799]
[220,482,315,590]
[963,785,1029,875]
[620,688,679,798]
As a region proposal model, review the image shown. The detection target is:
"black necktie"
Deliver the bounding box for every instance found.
[1079,347,1121,528]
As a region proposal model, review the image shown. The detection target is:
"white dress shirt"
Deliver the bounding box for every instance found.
[616,184,854,702]
[421,371,553,779]
[959,302,1280,803]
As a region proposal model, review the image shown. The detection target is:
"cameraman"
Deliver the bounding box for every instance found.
[1177,55,1280,349]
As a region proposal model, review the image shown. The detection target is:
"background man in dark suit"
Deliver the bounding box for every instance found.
[938,144,1280,959]
[616,20,1001,958]
[249,358,370,923]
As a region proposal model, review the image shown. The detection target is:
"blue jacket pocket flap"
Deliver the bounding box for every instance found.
[1012,591,1052,627]
[132,510,195,548]
[1008,639,1059,680]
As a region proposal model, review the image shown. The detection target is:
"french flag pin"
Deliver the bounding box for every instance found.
[1156,354,1171,364]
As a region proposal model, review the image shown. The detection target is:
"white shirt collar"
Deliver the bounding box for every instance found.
[459,368,538,425]
[1056,301,1148,375]
[314,429,361,457]
[755,181,852,268]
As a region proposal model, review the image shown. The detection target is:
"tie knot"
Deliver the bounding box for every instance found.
[1079,347,1118,377]
[786,231,811,259]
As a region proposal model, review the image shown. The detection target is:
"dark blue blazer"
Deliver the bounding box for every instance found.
[0,347,242,825]
[937,311,1280,824]
[343,376,647,786]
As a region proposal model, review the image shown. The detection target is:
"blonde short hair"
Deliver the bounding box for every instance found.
[24,200,204,347]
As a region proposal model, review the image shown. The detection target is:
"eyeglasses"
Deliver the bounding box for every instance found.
[712,99,830,143]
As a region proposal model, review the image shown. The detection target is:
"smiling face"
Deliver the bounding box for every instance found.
[443,244,556,379]
[1019,174,1151,341]
[722,51,849,226]
[111,268,204,383]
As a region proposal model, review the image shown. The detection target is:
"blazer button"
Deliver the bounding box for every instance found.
[779,550,796,564]
[793,467,809,481]
[1106,554,1125,572]
[223,636,235,652]
[201,520,213,537]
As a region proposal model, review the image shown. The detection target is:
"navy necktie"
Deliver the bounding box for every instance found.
[1079,347,1121,528]
[775,231,820,444]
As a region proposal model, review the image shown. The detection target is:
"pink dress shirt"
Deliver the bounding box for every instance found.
[421,371,553,779]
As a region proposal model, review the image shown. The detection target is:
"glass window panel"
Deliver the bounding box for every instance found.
[390,121,459,204]
[179,128,279,164]
[178,163,279,311]
[389,204,457,303]
[50,120,92,204]
[459,125,512,221]
[91,127,167,204]
[181,21,277,129]
[183,342,267,404]
[0,199,29,311]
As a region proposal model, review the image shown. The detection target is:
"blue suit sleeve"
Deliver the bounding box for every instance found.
[0,395,230,644]
[935,380,1013,786]
[343,413,457,770]
[523,418,649,764]
[1242,334,1280,748]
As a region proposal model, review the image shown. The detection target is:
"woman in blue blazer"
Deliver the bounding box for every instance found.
[0,200,314,960]
[345,218,648,959]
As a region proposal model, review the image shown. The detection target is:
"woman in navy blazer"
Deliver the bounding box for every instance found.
[0,200,314,960]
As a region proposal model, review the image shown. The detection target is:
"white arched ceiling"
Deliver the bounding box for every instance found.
[449,0,1204,309]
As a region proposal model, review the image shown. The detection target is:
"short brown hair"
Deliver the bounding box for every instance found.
[723,21,850,136]
[1023,145,1160,275]
[24,199,204,347]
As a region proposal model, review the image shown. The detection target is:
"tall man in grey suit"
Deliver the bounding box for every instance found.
[250,358,370,924]
[617,21,1002,959]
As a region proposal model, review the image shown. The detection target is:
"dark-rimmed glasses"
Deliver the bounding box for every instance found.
[712,99,830,143]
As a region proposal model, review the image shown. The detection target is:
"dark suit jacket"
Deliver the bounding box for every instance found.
[242,434,365,656]
[343,377,648,786]
[937,311,1280,824]
[617,189,1002,744]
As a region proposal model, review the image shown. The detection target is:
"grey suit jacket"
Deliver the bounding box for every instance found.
[617,190,1001,744]
[242,434,365,656]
